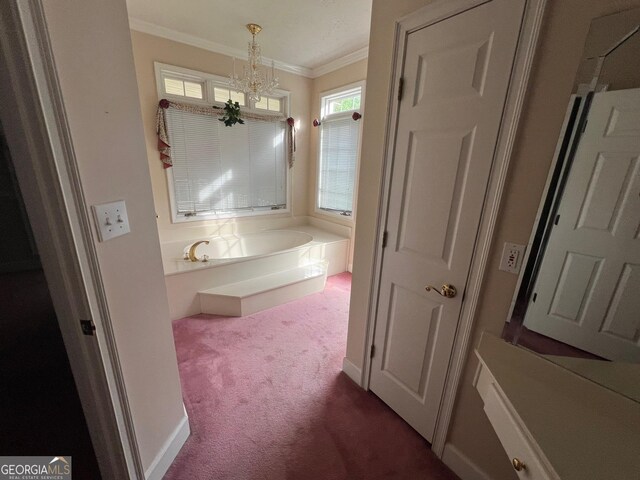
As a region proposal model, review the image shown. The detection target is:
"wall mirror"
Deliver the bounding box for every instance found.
[504,7,640,403]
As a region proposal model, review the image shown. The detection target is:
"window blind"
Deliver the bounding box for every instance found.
[166,108,286,215]
[318,115,360,213]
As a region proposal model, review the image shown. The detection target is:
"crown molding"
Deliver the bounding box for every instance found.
[128,17,367,79]
[310,46,368,78]
[128,18,313,77]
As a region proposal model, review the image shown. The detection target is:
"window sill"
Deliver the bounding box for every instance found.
[171,207,291,224]
[314,208,354,224]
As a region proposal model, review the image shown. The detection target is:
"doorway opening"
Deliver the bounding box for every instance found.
[0,122,101,478]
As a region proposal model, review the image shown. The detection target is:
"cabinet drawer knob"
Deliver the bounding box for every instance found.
[512,458,526,472]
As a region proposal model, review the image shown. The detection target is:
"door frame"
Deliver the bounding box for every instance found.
[360,0,547,456]
[0,1,144,478]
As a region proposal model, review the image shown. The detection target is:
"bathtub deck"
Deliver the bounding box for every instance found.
[162,226,347,276]
[163,225,349,320]
[199,262,327,316]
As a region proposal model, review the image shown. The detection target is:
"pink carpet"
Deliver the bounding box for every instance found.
[165,273,459,480]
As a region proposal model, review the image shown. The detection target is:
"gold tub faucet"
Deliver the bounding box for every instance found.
[188,240,210,262]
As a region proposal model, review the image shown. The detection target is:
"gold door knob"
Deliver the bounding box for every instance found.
[512,458,526,472]
[425,284,457,298]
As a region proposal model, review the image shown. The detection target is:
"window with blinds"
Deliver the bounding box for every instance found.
[166,108,287,216]
[317,85,363,216]
[154,63,289,221]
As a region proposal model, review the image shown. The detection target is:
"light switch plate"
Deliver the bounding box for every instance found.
[92,200,130,242]
[499,242,526,274]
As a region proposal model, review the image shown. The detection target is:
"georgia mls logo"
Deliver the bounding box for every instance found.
[0,456,72,480]
[49,457,70,471]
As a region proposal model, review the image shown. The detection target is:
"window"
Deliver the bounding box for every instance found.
[155,63,289,221]
[213,87,245,106]
[158,64,285,113]
[254,96,282,112]
[168,109,286,215]
[163,77,204,99]
[324,89,361,116]
[317,84,363,217]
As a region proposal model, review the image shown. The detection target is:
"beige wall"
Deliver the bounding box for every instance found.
[130,31,313,244]
[307,59,368,268]
[346,0,640,478]
[42,0,186,471]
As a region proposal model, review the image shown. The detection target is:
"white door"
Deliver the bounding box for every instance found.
[524,89,640,362]
[370,0,525,442]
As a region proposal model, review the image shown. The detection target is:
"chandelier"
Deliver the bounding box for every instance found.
[230,24,279,103]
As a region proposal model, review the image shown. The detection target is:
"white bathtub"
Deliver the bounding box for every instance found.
[185,230,313,261]
[162,225,350,319]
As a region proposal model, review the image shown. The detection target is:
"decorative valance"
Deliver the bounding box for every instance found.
[156,99,296,169]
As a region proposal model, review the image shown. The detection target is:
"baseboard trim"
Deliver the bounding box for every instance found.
[342,357,363,386]
[442,443,493,480]
[144,411,190,480]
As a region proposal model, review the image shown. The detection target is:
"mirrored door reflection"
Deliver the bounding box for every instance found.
[523,87,640,364]
[504,7,640,403]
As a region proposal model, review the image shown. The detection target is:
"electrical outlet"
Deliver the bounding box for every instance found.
[499,242,526,274]
[92,200,130,242]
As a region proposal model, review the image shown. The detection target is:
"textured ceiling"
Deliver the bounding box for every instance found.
[125,0,373,69]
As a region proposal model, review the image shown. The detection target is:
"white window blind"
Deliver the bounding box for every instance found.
[318,115,360,214]
[213,87,245,106]
[166,108,286,215]
[254,96,282,112]
[163,77,204,99]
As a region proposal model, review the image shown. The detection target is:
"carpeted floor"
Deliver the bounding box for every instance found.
[166,272,459,480]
